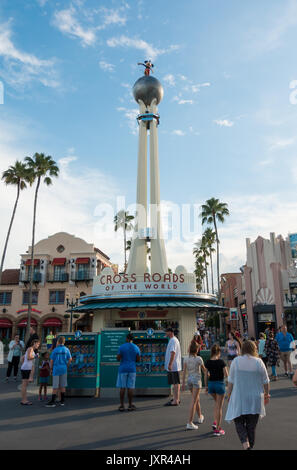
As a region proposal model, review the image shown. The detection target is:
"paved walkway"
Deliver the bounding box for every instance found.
[1,363,297,450]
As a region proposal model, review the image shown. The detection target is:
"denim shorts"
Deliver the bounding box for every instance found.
[208,380,226,395]
[187,375,202,389]
[116,372,136,389]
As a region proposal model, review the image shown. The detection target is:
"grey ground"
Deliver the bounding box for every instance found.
[0,360,296,450]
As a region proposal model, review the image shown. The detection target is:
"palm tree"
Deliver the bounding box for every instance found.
[24,153,59,342]
[0,161,31,284]
[114,210,134,272]
[202,228,216,294]
[193,240,209,292]
[200,198,229,299]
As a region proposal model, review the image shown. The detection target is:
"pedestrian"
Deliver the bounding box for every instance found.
[293,369,297,387]
[116,333,140,411]
[20,339,40,405]
[205,344,229,436]
[45,330,55,350]
[164,327,182,406]
[38,352,50,401]
[189,333,203,356]
[46,336,72,408]
[25,327,40,382]
[182,341,206,430]
[50,333,58,352]
[275,325,295,378]
[25,326,39,350]
[6,335,24,382]
[225,340,270,450]
[264,331,280,381]
[225,332,241,366]
[257,333,267,368]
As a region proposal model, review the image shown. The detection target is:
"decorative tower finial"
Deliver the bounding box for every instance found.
[137,60,154,76]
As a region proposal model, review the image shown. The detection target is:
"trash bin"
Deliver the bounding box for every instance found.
[200,350,211,387]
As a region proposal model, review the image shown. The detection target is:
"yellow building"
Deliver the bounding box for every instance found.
[0,232,115,341]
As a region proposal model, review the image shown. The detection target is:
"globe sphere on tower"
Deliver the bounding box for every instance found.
[133,75,164,106]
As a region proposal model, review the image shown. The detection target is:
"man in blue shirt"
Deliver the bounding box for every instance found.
[275,325,295,378]
[46,336,72,407]
[116,333,140,411]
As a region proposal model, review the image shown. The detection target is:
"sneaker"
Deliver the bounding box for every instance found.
[212,421,217,430]
[59,402,65,407]
[284,372,289,377]
[38,396,43,401]
[197,414,204,424]
[45,401,57,408]
[214,427,225,436]
[186,422,198,430]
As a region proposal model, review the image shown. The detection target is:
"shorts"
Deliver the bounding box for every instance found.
[167,371,180,385]
[52,373,67,389]
[39,377,49,384]
[208,380,226,395]
[280,351,291,362]
[21,369,31,380]
[47,344,52,350]
[228,355,238,362]
[187,375,202,390]
[116,372,136,389]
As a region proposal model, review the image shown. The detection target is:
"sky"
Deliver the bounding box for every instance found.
[1,0,297,282]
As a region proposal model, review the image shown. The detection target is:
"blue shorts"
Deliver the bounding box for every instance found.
[47,344,52,350]
[39,377,49,384]
[208,380,225,395]
[116,372,136,389]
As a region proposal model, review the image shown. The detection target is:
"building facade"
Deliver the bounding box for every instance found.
[0,232,115,341]
[220,272,246,334]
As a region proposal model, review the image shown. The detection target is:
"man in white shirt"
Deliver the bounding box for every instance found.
[164,327,182,406]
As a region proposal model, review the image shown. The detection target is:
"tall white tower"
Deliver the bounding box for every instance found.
[126,72,168,276]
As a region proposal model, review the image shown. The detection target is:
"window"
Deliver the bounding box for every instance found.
[53,266,66,281]
[49,290,65,304]
[0,291,12,305]
[23,291,38,304]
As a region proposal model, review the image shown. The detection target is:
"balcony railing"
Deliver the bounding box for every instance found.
[71,270,93,281]
[47,273,69,283]
[19,272,42,283]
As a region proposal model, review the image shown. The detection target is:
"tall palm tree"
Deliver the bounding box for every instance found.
[0,161,31,284]
[202,228,216,294]
[114,210,134,272]
[193,240,209,292]
[24,153,59,342]
[200,198,229,299]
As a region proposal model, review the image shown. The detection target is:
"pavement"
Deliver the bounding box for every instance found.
[1,361,297,451]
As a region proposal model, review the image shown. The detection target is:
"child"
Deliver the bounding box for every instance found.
[182,340,206,430]
[205,344,229,436]
[39,352,50,401]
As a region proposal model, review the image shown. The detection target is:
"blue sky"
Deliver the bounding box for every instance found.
[1,0,297,277]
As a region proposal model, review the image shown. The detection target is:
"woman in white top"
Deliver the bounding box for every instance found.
[182,341,206,430]
[225,340,270,450]
[20,339,40,405]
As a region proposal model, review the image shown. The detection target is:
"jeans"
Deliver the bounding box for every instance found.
[234,414,259,449]
[271,365,277,376]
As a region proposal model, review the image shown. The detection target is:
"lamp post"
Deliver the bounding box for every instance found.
[66,293,80,332]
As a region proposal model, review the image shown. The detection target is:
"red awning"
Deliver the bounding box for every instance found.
[75,257,90,264]
[52,258,66,266]
[0,318,12,328]
[43,317,62,327]
[25,259,40,266]
[18,318,37,327]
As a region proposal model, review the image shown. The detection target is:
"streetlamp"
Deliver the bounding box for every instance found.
[66,293,80,332]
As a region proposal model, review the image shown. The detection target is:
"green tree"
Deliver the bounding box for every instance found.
[202,228,216,294]
[24,153,59,342]
[200,198,229,298]
[0,161,31,284]
[193,240,209,292]
[114,210,134,272]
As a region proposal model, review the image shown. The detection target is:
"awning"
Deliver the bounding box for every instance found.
[43,317,62,327]
[70,299,227,312]
[18,318,37,327]
[0,318,12,328]
[16,308,42,315]
[25,259,40,266]
[76,257,90,264]
[52,258,66,266]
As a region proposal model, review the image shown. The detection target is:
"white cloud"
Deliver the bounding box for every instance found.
[214,119,234,128]
[53,7,96,46]
[106,36,180,61]
[191,82,211,93]
[269,137,295,151]
[99,8,127,29]
[0,22,59,89]
[116,107,139,134]
[172,130,185,136]
[163,74,175,86]
[178,99,193,105]
[99,60,115,73]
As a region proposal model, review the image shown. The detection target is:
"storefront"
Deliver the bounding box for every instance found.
[42,317,63,341]
[0,318,12,340]
[284,310,297,338]
[254,305,276,336]
[17,317,38,341]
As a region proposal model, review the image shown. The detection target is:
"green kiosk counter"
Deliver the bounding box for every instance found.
[100,328,171,397]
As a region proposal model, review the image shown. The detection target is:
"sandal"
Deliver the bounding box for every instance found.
[128,405,137,411]
[20,402,33,406]
[118,406,125,412]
